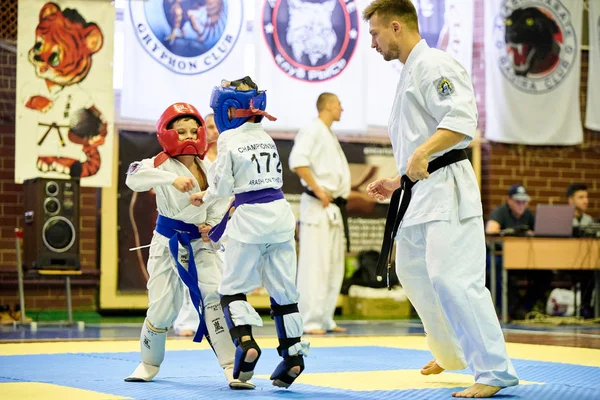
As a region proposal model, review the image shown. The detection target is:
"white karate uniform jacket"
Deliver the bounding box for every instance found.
[389,39,518,388]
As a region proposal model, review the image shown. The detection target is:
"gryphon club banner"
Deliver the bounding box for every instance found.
[585,0,600,131]
[255,0,368,133]
[120,0,246,121]
[366,0,474,127]
[484,0,583,145]
[15,0,115,187]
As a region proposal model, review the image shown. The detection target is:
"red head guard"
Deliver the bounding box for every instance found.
[155,103,207,159]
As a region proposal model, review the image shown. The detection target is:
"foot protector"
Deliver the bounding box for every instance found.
[270,355,305,388]
[234,338,262,382]
[224,366,256,390]
[124,362,160,382]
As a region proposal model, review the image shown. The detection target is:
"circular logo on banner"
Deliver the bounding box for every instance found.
[262,0,359,82]
[492,0,577,94]
[129,0,243,75]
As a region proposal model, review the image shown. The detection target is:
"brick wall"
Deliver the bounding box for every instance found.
[472,0,600,218]
[0,0,99,310]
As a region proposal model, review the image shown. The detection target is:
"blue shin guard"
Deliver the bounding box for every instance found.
[269,299,306,388]
[221,294,261,381]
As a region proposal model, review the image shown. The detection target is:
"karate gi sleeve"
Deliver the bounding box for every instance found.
[203,139,235,204]
[419,58,478,140]
[205,196,230,227]
[125,157,178,192]
[288,126,314,172]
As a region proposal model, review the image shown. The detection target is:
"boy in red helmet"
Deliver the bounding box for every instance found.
[123,102,254,390]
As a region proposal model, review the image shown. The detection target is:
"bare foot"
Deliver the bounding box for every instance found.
[304,329,327,335]
[452,383,502,398]
[421,359,444,375]
[175,329,195,337]
[272,365,301,388]
[328,326,348,333]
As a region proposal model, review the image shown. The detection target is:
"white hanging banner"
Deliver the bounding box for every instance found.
[255,0,368,134]
[120,0,247,121]
[366,0,474,127]
[484,0,583,145]
[585,0,600,131]
[15,0,115,187]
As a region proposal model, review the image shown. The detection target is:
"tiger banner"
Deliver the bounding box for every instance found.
[585,0,600,131]
[120,0,247,121]
[15,0,115,187]
[366,0,474,127]
[484,0,584,145]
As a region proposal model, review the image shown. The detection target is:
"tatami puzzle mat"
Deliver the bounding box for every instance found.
[1,336,599,399]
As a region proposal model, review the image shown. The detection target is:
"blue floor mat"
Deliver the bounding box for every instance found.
[1,346,599,399]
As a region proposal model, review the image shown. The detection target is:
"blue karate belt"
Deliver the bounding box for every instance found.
[208,188,285,242]
[376,149,468,290]
[155,214,208,343]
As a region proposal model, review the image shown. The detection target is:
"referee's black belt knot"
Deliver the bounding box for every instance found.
[376,149,469,289]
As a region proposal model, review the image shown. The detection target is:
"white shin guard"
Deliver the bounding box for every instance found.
[204,303,235,368]
[204,302,255,390]
[124,319,168,382]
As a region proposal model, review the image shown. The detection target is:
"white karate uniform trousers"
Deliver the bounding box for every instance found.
[173,242,225,334]
[218,238,302,335]
[145,233,235,368]
[296,194,345,332]
[395,210,519,387]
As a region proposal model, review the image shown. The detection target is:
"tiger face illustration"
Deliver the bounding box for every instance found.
[24,2,107,179]
[504,7,561,77]
[28,2,103,87]
[286,0,337,66]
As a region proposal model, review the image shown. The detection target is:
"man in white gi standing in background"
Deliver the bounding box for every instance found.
[363,1,519,398]
[289,93,351,335]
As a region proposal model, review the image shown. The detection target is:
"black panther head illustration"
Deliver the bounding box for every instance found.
[504,7,561,77]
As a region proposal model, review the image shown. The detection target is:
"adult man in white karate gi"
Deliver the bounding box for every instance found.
[289,93,351,335]
[363,1,519,398]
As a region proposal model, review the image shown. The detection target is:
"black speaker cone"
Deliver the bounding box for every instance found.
[42,217,76,253]
[45,181,59,196]
[44,197,60,215]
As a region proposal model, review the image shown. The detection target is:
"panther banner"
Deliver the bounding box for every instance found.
[585,0,600,131]
[484,0,584,145]
[15,0,115,187]
[255,0,369,133]
[120,0,247,121]
[366,0,474,127]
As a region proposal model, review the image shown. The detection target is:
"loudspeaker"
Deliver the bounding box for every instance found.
[23,177,80,270]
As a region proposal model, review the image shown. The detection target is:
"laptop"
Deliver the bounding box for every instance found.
[534,205,574,237]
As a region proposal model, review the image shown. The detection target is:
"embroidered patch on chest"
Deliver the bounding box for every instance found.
[434,77,455,98]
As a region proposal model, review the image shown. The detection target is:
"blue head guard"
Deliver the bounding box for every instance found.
[210,76,276,133]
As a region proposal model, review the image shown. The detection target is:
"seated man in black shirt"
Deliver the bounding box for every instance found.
[485,184,549,319]
[486,184,535,236]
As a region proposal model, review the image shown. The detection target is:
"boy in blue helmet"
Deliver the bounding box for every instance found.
[189,76,309,388]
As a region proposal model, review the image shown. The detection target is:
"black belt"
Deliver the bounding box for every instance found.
[377,149,468,289]
[304,189,350,252]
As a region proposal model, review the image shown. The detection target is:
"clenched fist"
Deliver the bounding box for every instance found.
[198,223,212,242]
[173,176,195,193]
[190,191,206,206]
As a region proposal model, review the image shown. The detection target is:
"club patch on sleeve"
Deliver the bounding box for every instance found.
[127,161,141,175]
[434,77,455,98]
